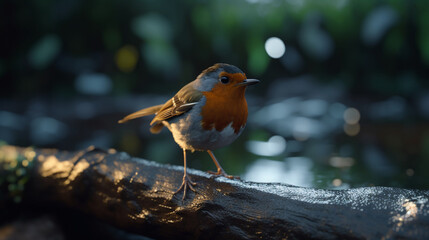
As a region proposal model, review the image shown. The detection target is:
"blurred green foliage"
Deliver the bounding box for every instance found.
[1,0,428,98]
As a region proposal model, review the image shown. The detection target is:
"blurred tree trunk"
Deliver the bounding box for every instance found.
[1,145,428,240]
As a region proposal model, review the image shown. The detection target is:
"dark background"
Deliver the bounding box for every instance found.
[1,0,429,190]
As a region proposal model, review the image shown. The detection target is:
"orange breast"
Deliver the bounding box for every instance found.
[200,82,248,134]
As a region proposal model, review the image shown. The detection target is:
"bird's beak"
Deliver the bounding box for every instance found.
[236,79,260,86]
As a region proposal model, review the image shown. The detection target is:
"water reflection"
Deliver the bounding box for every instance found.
[252,98,348,140]
[299,99,328,117]
[246,135,286,157]
[244,89,417,188]
[329,103,347,119]
[244,157,314,187]
[329,156,354,168]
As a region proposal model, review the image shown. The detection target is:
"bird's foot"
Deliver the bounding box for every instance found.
[208,169,240,180]
[174,174,197,200]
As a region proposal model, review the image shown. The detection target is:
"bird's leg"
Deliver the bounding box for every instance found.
[207,150,240,180]
[174,149,196,200]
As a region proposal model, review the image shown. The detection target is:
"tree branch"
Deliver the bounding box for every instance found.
[1,145,428,239]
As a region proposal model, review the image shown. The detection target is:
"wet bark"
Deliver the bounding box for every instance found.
[1,145,429,240]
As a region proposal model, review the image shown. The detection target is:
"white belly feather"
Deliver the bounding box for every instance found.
[163,97,244,151]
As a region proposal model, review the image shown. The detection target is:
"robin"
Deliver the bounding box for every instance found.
[118,63,259,199]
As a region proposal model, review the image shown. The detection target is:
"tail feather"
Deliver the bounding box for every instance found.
[150,123,164,134]
[118,104,163,124]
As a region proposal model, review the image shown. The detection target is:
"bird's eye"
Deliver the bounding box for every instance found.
[220,76,229,84]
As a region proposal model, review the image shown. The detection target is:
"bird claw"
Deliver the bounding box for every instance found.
[207,169,240,180]
[174,174,197,200]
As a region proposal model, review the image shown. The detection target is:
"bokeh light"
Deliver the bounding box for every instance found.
[344,108,361,125]
[28,34,61,70]
[344,123,360,136]
[329,156,355,168]
[332,178,342,187]
[265,37,286,59]
[75,73,112,95]
[115,45,139,73]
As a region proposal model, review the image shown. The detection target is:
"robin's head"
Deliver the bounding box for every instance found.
[194,63,259,93]
[197,63,259,134]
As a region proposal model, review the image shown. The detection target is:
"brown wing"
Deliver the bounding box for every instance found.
[118,81,203,134]
[150,81,203,127]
